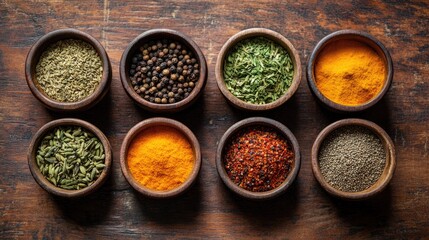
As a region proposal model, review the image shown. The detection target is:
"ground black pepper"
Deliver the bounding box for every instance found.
[222,126,294,192]
[129,39,199,104]
[318,125,386,192]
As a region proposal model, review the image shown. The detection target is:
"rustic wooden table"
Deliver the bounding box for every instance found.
[1,1,428,239]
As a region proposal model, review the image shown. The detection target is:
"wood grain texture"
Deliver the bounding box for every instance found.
[1,0,428,239]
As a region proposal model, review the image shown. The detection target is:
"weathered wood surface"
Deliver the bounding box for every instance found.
[1,0,428,239]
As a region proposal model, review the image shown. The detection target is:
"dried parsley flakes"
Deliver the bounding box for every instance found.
[223,37,294,104]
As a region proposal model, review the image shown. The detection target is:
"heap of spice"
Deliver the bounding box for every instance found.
[318,125,386,192]
[36,39,103,102]
[36,126,105,190]
[315,39,386,106]
[223,37,294,104]
[127,126,195,191]
[129,40,200,104]
[222,126,294,192]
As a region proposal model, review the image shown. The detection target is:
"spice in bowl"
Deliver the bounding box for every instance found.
[318,125,386,192]
[127,125,194,191]
[128,40,199,104]
[222,126,295,192]
[223,37,294,104]
[35,39,103,102]
[35,126,106,190]
[315,39,386,106]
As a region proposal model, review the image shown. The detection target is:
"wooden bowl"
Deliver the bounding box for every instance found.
[311,118,396,200]
[215,28,302,111]
[25,28,112,112]
[119,29,207,113]
[120,117,201,198]
[216,117,300,200]
[307,30,393,112]
[27,118,112,198]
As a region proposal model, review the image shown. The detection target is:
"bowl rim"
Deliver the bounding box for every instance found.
[25,28,112,112]
[215,117,301,200]
[119,117,202,198]
[27,118,112,198]
[119,28,207,113]
[306,29,394,112]
[311,118,396,200]
[215,28,302,111]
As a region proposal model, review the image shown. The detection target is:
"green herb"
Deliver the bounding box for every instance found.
[36,126,105,190]
[35,39,103,102]
[223,37,294,104]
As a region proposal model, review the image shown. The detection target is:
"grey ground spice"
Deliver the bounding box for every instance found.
[318,125,386,192]
[36,39,103,102]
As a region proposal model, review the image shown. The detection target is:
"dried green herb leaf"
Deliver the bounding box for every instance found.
[223,37,294,104]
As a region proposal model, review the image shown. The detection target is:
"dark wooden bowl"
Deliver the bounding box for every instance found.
[307,30,393,112]
[119,29,207,113]
[216,117,301,200]
[27,118,112,198]
[25,28,112,112]
[215,28,302,111]
[311,118,396,200]
[120,117,201,198]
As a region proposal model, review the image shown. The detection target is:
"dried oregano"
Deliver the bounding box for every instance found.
[36,126,105,190]
[223,37,294,104]
[35,39,103,102]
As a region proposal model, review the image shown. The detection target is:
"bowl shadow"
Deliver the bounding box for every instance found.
[131,177,203,225]
[224,177,301,229]
[52,175,114,226]
[45,90,114,135]
[327,185,393,232]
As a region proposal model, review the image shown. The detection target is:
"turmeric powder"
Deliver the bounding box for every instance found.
[315,39,386,106]
[127,126,194,191]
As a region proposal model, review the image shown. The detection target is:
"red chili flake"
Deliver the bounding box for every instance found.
[222,126,294,192]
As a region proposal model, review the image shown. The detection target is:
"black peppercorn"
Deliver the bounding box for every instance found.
[162,69,170,76]
[129,39,200,104]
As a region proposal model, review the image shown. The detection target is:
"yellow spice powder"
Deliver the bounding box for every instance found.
[127,126,194,191]
[315,39,386,106]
